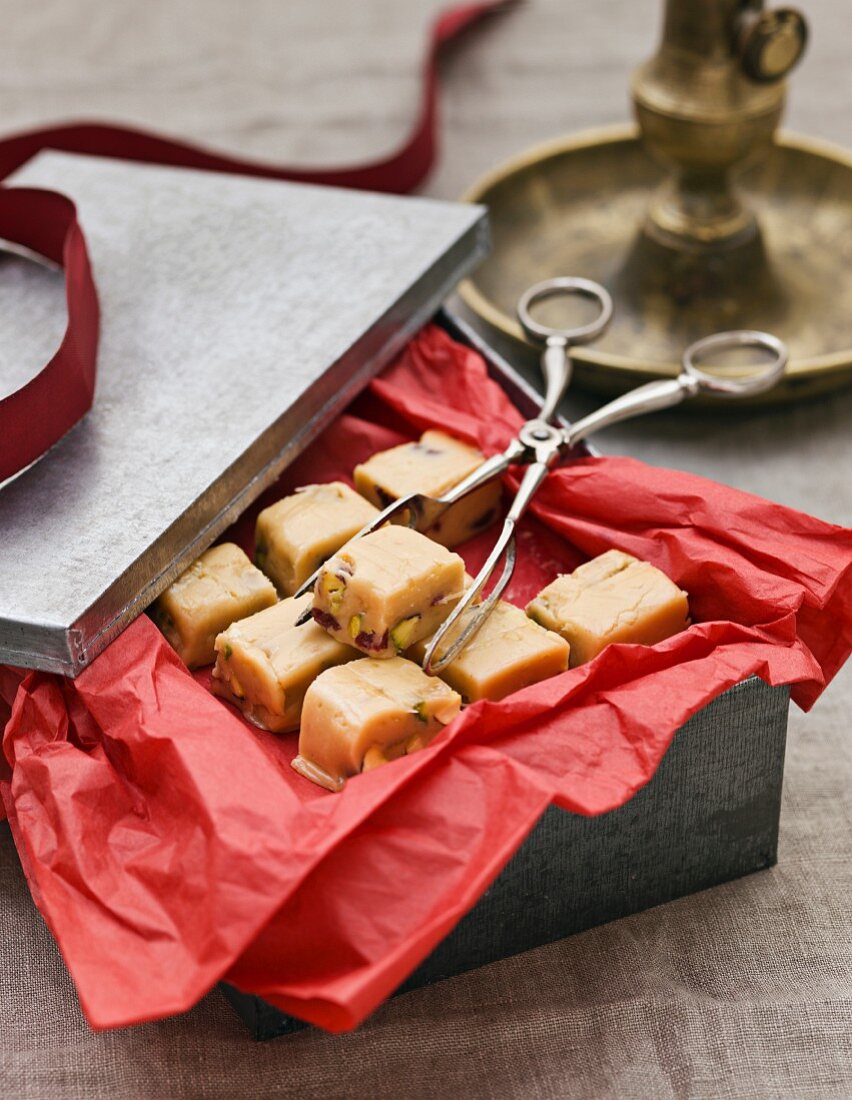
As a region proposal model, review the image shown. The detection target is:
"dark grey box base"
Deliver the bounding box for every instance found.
[222,676,790,1040]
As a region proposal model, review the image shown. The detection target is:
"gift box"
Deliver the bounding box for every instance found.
[223,672,790,1039]
[1,159,849,1040]
[212,312,795,1037]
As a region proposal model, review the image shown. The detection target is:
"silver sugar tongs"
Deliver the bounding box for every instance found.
[295,283,787,677]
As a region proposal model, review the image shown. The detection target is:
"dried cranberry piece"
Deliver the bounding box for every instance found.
[312,609,340,632]
[356,629,389,652]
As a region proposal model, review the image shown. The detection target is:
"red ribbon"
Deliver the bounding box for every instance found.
[0,189,98,482]
[0,1,506,484]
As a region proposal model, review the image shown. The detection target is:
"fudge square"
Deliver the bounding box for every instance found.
[211,594,357,733]
[526,549,690,667]
[293,656,462,792]
[410,599,570,702]
[312,525,466,658]
[152,543,276,669]
[353,429,502,548]
[254,481,379,596]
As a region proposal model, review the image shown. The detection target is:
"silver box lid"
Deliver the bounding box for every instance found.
[0,153,487,675]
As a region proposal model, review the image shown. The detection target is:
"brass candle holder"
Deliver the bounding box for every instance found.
[457,0,852,403]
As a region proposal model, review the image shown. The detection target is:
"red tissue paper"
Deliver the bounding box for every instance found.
[1,325,851,1033]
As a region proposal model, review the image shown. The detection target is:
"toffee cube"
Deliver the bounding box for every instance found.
[526,549,690,667]
[410,599,570,702]
[312,525,466,658]
[254,482,379,596]
[152,543,277,669]
[293,656,462,791]
[353,430,502,548]
[211,594,357,733]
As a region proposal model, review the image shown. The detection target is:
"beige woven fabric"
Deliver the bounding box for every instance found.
[1,1,851,1096]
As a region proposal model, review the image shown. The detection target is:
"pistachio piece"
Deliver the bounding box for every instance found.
[348,614,363,640]
[413,700,429,724]
[319,569,346,613]
[355,628,389,653]
[390,614,420,652]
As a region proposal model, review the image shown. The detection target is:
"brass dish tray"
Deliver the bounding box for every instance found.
[458,127,852,403]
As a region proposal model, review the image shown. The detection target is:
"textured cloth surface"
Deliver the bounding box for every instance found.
[1,0,851,1096]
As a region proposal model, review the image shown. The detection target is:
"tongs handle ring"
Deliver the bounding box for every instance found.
[682,329,788,397]
[517,277,614,424]
[517,276,614,346]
